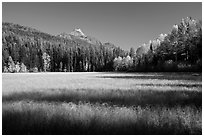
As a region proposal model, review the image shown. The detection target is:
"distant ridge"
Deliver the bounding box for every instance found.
[3,22,117,49]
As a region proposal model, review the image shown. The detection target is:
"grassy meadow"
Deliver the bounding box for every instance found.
[2,72,202,135]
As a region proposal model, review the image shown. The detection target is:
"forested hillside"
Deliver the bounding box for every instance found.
[2,17,202,72]
[2,22,126,72]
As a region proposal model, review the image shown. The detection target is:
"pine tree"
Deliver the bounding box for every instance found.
[8,56,15,73]
[42,52,51,72]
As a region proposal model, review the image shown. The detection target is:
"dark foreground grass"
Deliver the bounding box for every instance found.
[2,101,201,135]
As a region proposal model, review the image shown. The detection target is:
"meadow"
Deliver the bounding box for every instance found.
[2,72,202,135]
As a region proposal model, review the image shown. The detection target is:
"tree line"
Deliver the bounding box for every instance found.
[113,17,202,72]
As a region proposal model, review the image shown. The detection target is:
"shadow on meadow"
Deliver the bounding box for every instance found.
[98,73,202,81]
[134,83,201,88]
[3,88,202,108]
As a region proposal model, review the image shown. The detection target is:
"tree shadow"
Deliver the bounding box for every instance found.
[99,74,202,81]
[134,83,201,88]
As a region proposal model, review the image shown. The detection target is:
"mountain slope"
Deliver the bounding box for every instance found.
[2,22,125,72]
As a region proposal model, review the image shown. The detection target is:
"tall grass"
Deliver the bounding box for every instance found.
[3,101,201,135]
[3,88,202,107]
[2,72,202,134]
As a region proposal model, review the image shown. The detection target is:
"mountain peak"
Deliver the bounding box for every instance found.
[57,28,102,46]
[70,28,86,37]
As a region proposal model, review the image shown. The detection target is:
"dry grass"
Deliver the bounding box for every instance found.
[2,72,202,135]
[3,101,201,135]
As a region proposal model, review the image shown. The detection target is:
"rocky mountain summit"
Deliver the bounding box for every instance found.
[58,28,102,46]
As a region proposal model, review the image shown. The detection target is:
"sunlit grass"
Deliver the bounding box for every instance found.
[2,72,201,94]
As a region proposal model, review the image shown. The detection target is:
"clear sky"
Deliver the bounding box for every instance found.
[2,2,202,50]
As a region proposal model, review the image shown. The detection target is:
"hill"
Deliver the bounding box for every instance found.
[2,22,125,72]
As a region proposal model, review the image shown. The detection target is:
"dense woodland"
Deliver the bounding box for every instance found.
[2,17,202,73]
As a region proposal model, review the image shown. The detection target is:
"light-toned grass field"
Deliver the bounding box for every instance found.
[2,72,202,135]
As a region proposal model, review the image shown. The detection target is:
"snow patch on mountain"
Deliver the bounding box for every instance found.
[70,28,86,38]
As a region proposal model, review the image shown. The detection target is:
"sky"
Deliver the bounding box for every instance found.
[2,2,202,50]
